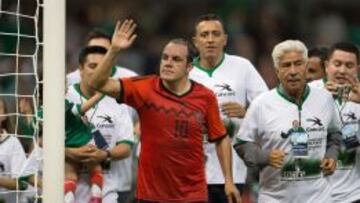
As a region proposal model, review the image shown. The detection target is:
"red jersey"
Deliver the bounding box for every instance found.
[119,75,226,202]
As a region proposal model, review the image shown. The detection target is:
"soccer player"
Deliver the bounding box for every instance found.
[234,40,341,203]
[0,98,27,203]
[306,47,328,82]
[309,42,360,202]
[66,45,134,203]
[190,13,268,202]
[88,19,241,203]
[66,28,138,86]
[67,30,139,202]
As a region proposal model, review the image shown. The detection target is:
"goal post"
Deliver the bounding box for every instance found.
[43,0,65,202]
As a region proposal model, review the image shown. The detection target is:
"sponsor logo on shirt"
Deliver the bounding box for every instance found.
[96,114,115,128]
[344,112,357,121]
[305,117,325,132]
[214,83,235,97]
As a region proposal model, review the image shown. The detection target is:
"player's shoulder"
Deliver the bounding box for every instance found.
[251,89,275,105]
[225,53,254,67]
[308,85,332,101]
[66,69,80,85]
[122,75,155,82]
[115,66,138,78]
[309,84,330,96]
[66,83,80,98]
[192,80,213,93]
[308,78,325,89]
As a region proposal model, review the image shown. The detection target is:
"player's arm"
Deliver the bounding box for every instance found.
[0,176,17,190]
[89,19,137,99]
[321,99,342,175]
[234,141,269,168]
[104,142,132,162]
[79,92,103,114]
[215,136,242,203]
[207,93,241,203]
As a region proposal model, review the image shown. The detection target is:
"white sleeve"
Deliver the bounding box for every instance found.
[113,105,135,144]
[20,147,43,177]
[245,61,268,103]
[236,99,260,142]
[10,137,27,178]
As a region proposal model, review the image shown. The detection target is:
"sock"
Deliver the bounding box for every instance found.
[90,170,103,197]
[64,179,76,203]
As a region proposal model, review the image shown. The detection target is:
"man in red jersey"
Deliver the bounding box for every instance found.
[88,19,241,203]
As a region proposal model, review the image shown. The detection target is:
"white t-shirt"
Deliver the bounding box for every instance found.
[190,53,268,184]
[19,145,43,201]
[0,135,27,203]
[309,79,360,202]
[237,86,341,203]
[67,65,139,123]
[67,84,134,203]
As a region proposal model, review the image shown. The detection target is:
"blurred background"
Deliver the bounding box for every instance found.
[0,0,359,92]
[66,0,360,89]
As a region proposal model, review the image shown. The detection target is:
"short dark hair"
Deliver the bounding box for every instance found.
[308,47,329,70]
[328,42,359,63]
[194,13,226,35]
[168,38,196,63]
[85,28,111,45]
[78,46,108,65]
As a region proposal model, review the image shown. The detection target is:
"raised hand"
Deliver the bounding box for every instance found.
[111,19,137,53]
[347,74,360,103]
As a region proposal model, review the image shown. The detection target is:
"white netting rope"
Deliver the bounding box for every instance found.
[0,0,43,202]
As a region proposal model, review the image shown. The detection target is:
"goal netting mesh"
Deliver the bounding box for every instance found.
[0,0,43,202]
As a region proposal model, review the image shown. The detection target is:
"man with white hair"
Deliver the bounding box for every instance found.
[234,39,341,203]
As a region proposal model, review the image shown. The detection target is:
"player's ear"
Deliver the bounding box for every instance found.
[223,34,228,47]
[186,62,193,73]
[192,36,199,49]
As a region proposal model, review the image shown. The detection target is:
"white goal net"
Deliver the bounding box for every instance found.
[0,0,64,202]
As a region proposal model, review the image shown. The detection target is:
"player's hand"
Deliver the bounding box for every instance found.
[221,102,246,118]
[110,19,137,53]
[224,181,242,203]
[269,149,286,169]
[325,81,338,96]
[81,147,107,164]
[321,158,336,176]
[65,145,96,162]
[347,74,360,103]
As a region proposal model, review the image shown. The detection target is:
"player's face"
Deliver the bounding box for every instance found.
[0,100,6,123]
[325,50,358,85]
[88,38,111,49]
[193,20,227,61]
[80,53,105,84]
[159,42,192,82]
[19,98,33,114]
[306,56,325,82]
[276,51,307,96]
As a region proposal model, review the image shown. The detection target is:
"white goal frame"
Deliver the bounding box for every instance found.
[43,0,65,202]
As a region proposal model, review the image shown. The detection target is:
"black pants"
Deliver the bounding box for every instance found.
[207,183,244,203]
